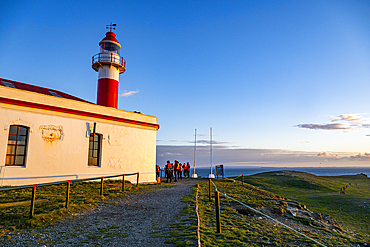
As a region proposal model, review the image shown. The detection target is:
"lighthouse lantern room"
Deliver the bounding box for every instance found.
[92,23,126,108]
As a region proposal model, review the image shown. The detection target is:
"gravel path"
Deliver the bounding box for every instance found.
[1,179,200,247]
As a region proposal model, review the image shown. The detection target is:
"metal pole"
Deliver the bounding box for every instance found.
[137,173,140,186]
[30,184,38,219]
[65,180,71,208]
[215,191,221,233]
[122,175,125,192]
[210,127,213,175]
[100,177,104,196]
[194,129,197,176]
[209,179,212,202]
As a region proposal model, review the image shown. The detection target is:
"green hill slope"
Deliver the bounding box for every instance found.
[242,170,370,240]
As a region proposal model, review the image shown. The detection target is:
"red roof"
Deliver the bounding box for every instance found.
[0,78,91,103]
[100,32,119,44]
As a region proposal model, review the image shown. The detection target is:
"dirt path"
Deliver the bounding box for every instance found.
[1,179,200,247]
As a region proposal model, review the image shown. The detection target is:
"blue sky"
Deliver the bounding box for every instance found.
[1,1,370,167]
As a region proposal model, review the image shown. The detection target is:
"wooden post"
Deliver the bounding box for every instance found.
[242,174,244,186]
[100,177,104,196]
[30,184,38,219]
[65,180,71,208]
[209,179,212,201]
[137,173,140,187]
[122,174,125,192]
[215,191,221,233]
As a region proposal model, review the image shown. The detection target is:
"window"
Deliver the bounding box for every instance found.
[5,125,29,166]
[100,42,120,55]
[88,133,101,166]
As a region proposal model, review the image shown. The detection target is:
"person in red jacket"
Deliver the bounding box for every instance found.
[156,164,160,178]
[179,163,183,179]
[186,162,191,178]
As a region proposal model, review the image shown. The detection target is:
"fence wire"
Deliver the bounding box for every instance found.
[210,179,327,247]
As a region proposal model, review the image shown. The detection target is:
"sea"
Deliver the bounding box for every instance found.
[189,166,370,178]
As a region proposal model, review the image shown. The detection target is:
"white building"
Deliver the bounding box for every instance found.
[0,28,159,186]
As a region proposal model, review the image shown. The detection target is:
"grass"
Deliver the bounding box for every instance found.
[2,172,369,246]
[196,177,368,246]
[0,179,147,237]
[242,171,370,239]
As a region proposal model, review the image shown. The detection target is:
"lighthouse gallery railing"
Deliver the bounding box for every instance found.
[92,53,126,67]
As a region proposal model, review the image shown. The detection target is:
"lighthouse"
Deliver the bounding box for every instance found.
[92,23,125,108]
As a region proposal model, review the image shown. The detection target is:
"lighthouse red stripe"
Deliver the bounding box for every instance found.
[97,78,119,108]
[0,96,159,130]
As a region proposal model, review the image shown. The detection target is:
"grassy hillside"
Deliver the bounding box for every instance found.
[242,171,370,240]
[195,177,369,246]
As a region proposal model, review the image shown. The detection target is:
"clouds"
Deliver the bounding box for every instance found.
[158,139,228,145]
[156,145,370,167]
[158,152,183,157]
[296,123,349,130]
[317,152,340,160]
[334,114,362,122]
[190,140,228,145]
[317,152,329,158]
[298,141,312,144]
[296,114,370,133]
[350,152,370,161]
[119,90,139,97]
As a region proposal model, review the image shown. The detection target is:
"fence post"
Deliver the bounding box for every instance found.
[122,174,125,192]
[209,179,212,202]
[30,184,38,219]
[100,177,104,196]
[242,174,244,186]
[137,173,140,187]
[215,191,221,233]
[65,180,71,208]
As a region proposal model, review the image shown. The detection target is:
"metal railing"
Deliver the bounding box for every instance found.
[0,172,139,219]
[92,53,126,67]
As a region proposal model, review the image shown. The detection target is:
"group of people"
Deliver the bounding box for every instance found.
[340,183,353,194]
[157,160,191,183]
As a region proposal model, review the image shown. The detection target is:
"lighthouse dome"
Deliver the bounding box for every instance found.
[99,32,121,54]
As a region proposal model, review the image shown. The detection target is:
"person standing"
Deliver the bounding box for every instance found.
[174,161,178,182]
[186,162,191,178]
[179,163,183,179]
[156,164,160,178]
[166,161,173,183]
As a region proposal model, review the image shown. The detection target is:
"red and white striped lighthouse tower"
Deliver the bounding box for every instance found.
[92,23,125,108]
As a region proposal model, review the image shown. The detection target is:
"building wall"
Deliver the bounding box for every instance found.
[0,86,158,186]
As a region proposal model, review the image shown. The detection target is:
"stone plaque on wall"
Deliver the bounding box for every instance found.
[38,125,64,142]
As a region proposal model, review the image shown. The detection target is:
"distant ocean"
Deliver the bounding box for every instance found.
[189,166,370,178]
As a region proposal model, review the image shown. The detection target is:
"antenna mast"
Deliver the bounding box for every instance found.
[192,129,198,178]
[209,127,215,178]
